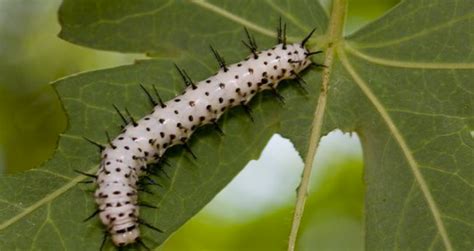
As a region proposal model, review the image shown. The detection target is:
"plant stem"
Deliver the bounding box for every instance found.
[287,0,347,250]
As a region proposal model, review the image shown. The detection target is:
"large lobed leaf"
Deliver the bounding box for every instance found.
[0,0,472,250]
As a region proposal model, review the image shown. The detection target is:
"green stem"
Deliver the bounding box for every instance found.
[287,0,347,250]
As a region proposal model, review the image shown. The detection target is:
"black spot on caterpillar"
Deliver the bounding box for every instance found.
[80,22,323,249]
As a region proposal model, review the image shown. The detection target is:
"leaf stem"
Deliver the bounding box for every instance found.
[287,0,347,250]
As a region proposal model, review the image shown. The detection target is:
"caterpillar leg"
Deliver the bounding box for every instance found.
[240,102,254,122]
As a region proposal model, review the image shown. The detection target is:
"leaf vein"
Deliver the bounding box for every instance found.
[394,181,416,250]
[0,166,94,231]
[345,43,474,69]
[387,109,471,120]
[32,169,73,181]
[338,48,454,251]
[352,11,474,49]
[263,0,309,32]
[72,0,173,28]
[191,0,277,39]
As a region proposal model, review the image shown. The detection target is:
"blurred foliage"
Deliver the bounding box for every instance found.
[0,0,138,173]
[345,0,401,33]
[161,158,364,251]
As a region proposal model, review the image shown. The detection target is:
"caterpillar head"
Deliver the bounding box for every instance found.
[286,43,314,74]
[285,27,321,75]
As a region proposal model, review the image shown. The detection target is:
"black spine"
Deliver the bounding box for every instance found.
[125,108,138,127]
[105,131,116,149]
[112,104,128,126]
[242,27,258,58]
[209,45,228,72]
[82,137,105,151]
[83,209,101,222]
[152,85,166,108]
[138,218,164,233]
[139,84,158,106]
[301,28,317,48]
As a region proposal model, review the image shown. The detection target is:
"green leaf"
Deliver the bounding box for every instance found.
[337,1,474,249]
[1,0,472,250]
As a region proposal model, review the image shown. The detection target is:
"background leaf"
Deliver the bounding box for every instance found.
[0,0,472,250]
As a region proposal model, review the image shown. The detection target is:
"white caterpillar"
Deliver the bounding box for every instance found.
[88,27,321,248]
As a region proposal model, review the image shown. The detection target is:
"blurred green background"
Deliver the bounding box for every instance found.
[0,0,399,250]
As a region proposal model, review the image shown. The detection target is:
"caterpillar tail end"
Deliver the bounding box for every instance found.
[111,228,140,247]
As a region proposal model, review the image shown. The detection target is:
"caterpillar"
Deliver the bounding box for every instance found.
[79,21,323,249]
